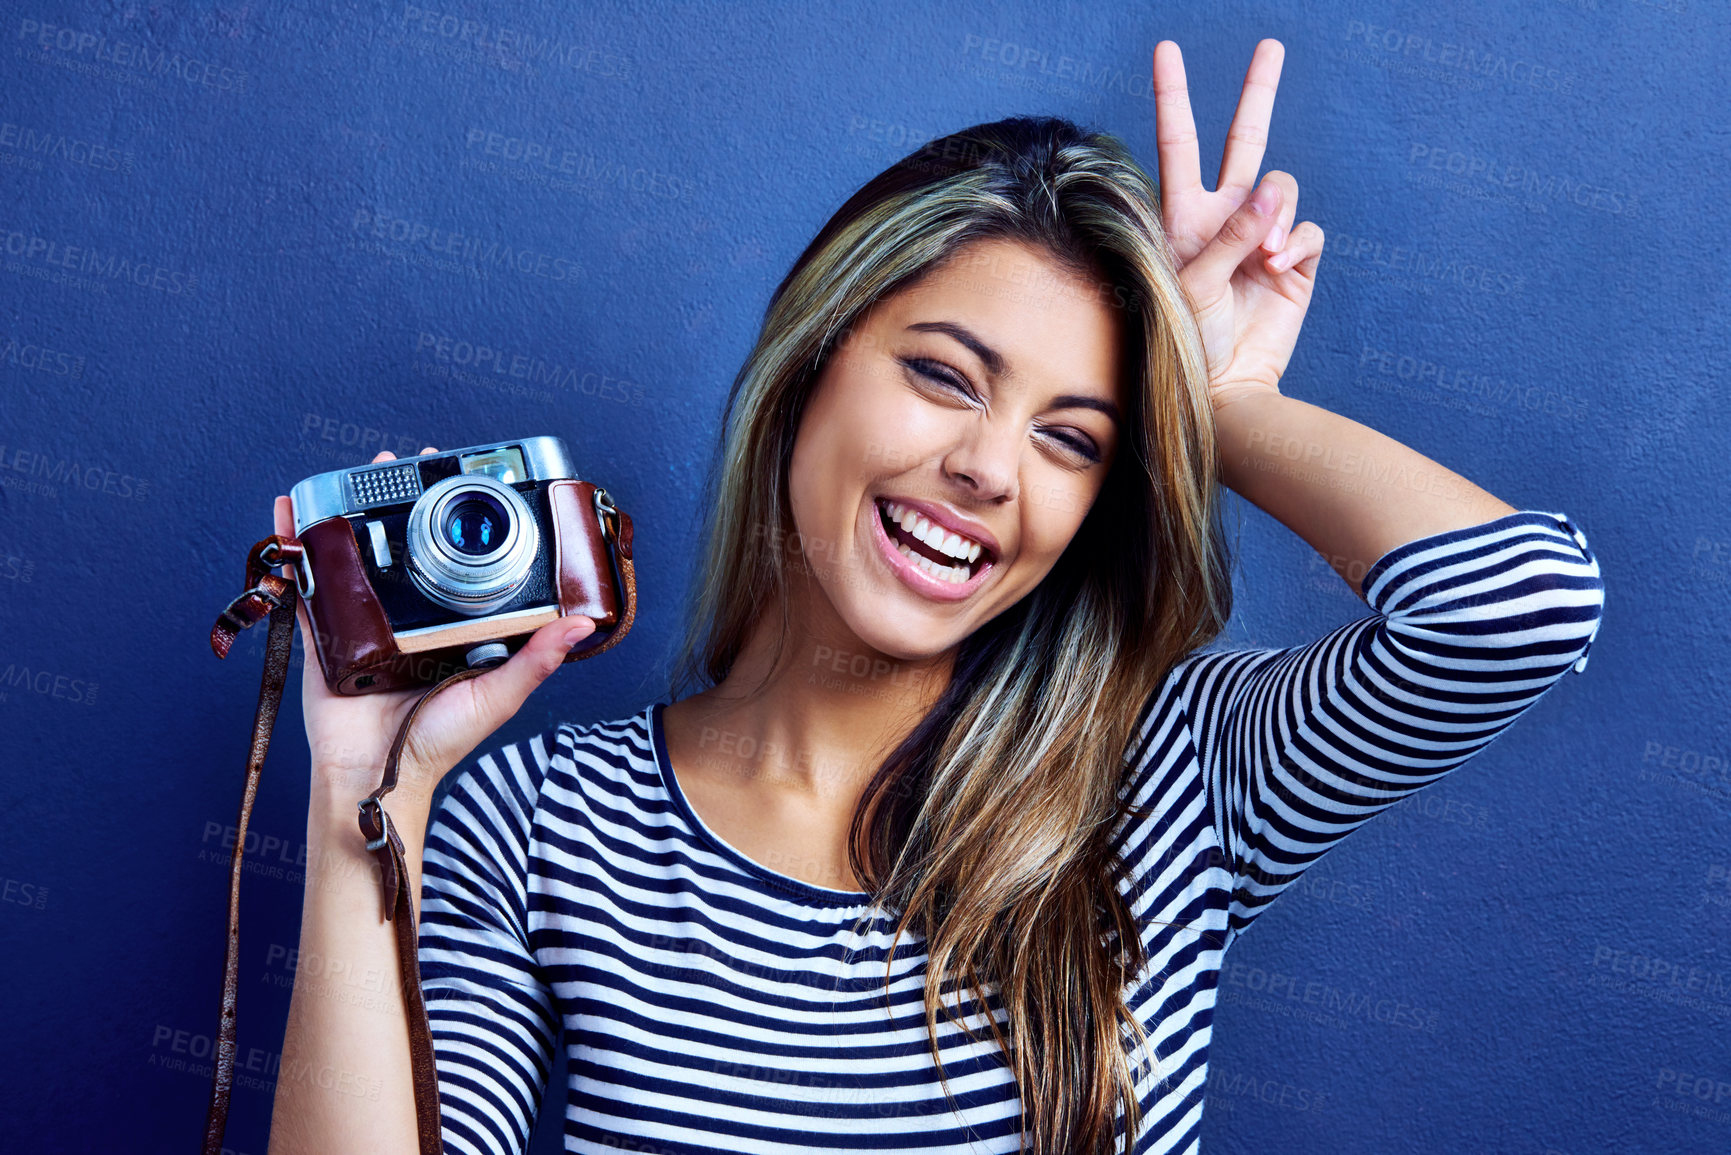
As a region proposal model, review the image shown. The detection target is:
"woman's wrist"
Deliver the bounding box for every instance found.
[308,763,439,828]
[1210,386,1290,493]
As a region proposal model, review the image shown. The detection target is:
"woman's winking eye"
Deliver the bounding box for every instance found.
[1038,423,1102,463]
[900,356,977,401]
[897,354,1106,466]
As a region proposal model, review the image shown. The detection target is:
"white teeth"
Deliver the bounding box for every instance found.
[878,499,986,570]
[911,553,967,584]
[896,535,966,584]
[888,505,979,561]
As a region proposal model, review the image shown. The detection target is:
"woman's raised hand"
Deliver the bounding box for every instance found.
[1153,39,1324,411]
[273,448,596,811]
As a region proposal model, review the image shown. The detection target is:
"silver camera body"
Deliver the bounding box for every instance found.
[289,436,580,651]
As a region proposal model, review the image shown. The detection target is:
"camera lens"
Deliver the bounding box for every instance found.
[404,475,540,616]
[441,492,510,556]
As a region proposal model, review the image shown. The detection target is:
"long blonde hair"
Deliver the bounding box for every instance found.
[671,116,1231,1153]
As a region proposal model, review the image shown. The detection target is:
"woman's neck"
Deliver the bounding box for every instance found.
[665,569,954,800]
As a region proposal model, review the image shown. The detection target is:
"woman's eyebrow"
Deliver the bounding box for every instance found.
[905,321,1005,376]
[1050,394,1121,423]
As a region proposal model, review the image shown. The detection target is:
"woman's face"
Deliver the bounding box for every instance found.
[787,235,1127,661]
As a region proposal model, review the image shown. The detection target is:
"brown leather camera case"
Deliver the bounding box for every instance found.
[299,478,632,694]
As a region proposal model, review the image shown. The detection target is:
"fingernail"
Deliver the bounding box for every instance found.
[1252,181,1279,215]
[562,619,593,647]
[1264,222,1287,250]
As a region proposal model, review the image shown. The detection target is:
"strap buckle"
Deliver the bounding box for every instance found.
[215,581,286,637]
[254,536,314,600]
[357,797,390,853]
[593,487,619,544]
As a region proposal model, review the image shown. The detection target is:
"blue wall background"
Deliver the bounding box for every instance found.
[2,1,1726,1152]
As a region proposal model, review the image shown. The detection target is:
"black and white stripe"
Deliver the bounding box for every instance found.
[419,509,1604,1154]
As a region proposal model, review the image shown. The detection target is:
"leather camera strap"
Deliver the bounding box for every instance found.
[203,505,635,1154]
[202,534,304,1155]
[356,664,486,1155]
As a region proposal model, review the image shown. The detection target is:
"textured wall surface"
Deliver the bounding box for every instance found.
[1,1,1726,1152]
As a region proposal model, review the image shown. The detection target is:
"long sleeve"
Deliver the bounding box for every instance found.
[419,727,565,1155]
[1160,509,1605,948]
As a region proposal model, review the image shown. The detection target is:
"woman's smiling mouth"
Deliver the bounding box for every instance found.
[870,496,998,601]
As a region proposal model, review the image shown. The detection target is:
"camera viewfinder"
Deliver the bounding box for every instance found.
[459,446,527,484]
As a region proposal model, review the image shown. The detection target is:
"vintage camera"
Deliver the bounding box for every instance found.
[287,436,630,694]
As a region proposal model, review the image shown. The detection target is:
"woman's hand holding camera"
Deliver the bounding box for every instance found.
[266,446,600,1153]
[1152,39,1324,414]
[273,448,597,815]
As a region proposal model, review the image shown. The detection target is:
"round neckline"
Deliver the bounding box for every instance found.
[648,702,874,905]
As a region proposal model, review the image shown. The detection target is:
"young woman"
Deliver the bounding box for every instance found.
[266,40,1604,1155]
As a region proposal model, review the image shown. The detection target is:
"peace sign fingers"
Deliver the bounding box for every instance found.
[1155,38,1288,265]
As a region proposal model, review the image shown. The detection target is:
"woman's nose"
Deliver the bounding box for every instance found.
[940,419,1020,502]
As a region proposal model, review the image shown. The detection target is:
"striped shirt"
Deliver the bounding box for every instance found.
[419,509,1605,1154]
